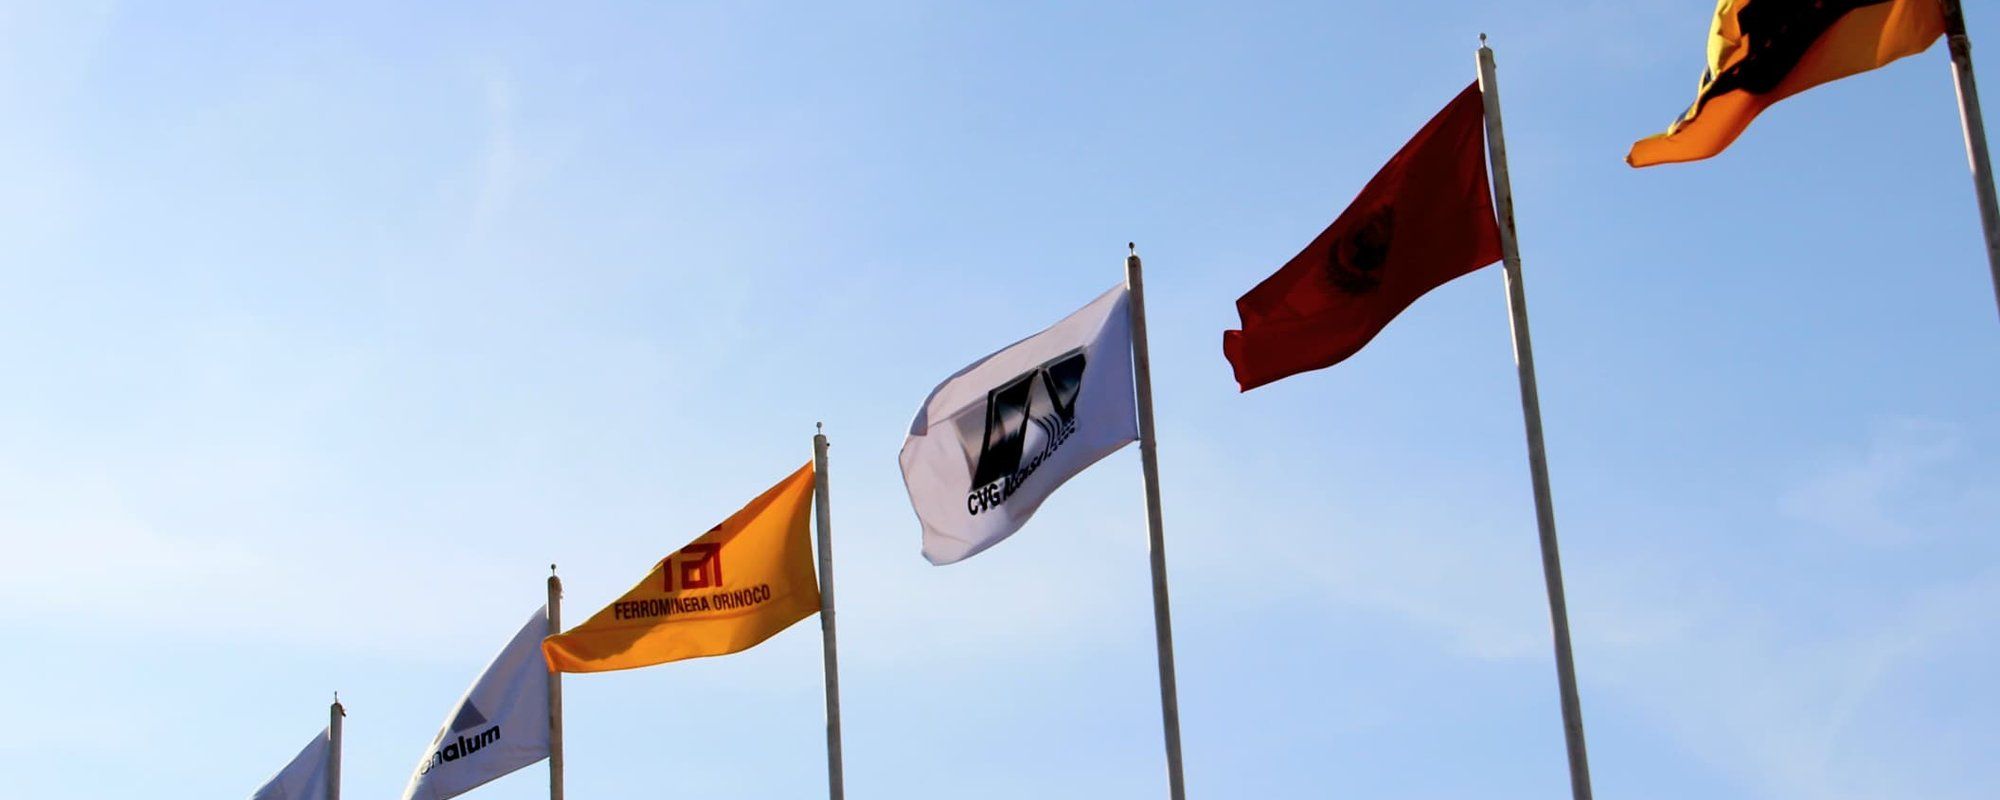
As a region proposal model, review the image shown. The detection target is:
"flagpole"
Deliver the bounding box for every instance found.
[1476,38,1595,800]
[1124,244,1188,800]
[547,566,566,800]
[328,694,345,800]
[1940,0,2000,320]
[813,424,846,800]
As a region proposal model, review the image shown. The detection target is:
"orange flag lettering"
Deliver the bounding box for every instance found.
[543,464,820,673]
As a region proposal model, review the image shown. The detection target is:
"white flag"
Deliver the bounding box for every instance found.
[901,284,1138,564]
[251,728,331,800]
[402,607,553,800]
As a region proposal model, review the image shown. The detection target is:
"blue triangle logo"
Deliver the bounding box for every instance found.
[449,702,488,733]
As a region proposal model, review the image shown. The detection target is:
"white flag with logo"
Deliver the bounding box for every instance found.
[901,284,1138,564]
[402,607,553,800]
[251,728,331,800]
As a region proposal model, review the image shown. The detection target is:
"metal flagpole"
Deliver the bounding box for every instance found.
[328,694,345,800]
[1476,38,1595,800]
[1940,0,2000,320]
[1124,244,1188,800]
[547,566,565,800]
[813,424,846,800]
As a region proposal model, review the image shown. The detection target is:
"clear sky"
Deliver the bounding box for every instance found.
[3,2,1997,798]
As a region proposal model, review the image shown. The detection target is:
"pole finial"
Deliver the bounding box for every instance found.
[550,563,557,575]
[816,421,824,434]
[1480,32,1488,45]
[1128,241,1136,254]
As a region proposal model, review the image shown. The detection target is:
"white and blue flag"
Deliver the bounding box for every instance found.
[251,727,331,800]
[401,607,553,800]
[900,285,1139,564]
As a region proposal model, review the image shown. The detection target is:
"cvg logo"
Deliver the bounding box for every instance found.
[966,348,1087,514]
[662,540,722,592]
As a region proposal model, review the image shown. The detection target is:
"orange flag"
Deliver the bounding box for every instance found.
[543,464,820,673]
[1628,0,1944,167]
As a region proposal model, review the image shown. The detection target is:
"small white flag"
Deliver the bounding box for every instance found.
[401,607,553,800]
[251,728,331,800]
[901,284,1138,564]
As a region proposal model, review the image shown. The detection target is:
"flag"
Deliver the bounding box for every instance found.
[900,285,1138,564]
[1628,0,1945,167]
[543,464,820,672]
[251,729,331,800]
[1223,82,1502,391]
[402,607,552,800]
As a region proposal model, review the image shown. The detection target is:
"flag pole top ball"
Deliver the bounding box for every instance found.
[1480,32,1488,45]
[550,563,557,575]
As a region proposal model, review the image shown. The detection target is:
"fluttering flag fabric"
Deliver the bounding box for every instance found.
[542,464,820,672]
[402,607,552,800]
[251,729,332,800]
[1223,82,1502,391]
[900,285,1138,565]
[1627,0,1945,167]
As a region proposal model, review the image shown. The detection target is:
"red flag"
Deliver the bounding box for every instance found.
[1224,82,1503,392]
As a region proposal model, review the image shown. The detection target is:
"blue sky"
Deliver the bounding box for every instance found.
[3,1,1997,798]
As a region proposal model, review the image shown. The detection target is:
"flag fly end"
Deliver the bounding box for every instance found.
[899,284,1140,563]
[1220,81,1502,389]
[541,465,822,673]
[401,606,557,800]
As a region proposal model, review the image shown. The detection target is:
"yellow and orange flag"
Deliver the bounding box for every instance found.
[1628,0,1944,167]
[543,463,821,673]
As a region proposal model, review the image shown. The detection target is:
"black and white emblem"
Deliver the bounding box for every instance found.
[1324,205,1396,295]
[967,348,1087,510]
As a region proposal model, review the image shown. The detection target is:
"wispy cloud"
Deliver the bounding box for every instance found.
[467,73,521,244]
[1217,415,2000,797]
[0,1,115,255]
[1598,566,2000,800]
[1778,417,1981,543]
[0,457,539,660]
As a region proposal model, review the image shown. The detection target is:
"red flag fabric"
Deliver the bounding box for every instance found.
[1223,82,1503,392]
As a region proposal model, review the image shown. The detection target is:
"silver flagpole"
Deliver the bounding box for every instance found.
[1941,0,2000,320]
[1477,37,1595,800]
[547,566,565,800]
[328,694,344,800]
[1124,244,1188,800]
[813,424,846,800]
